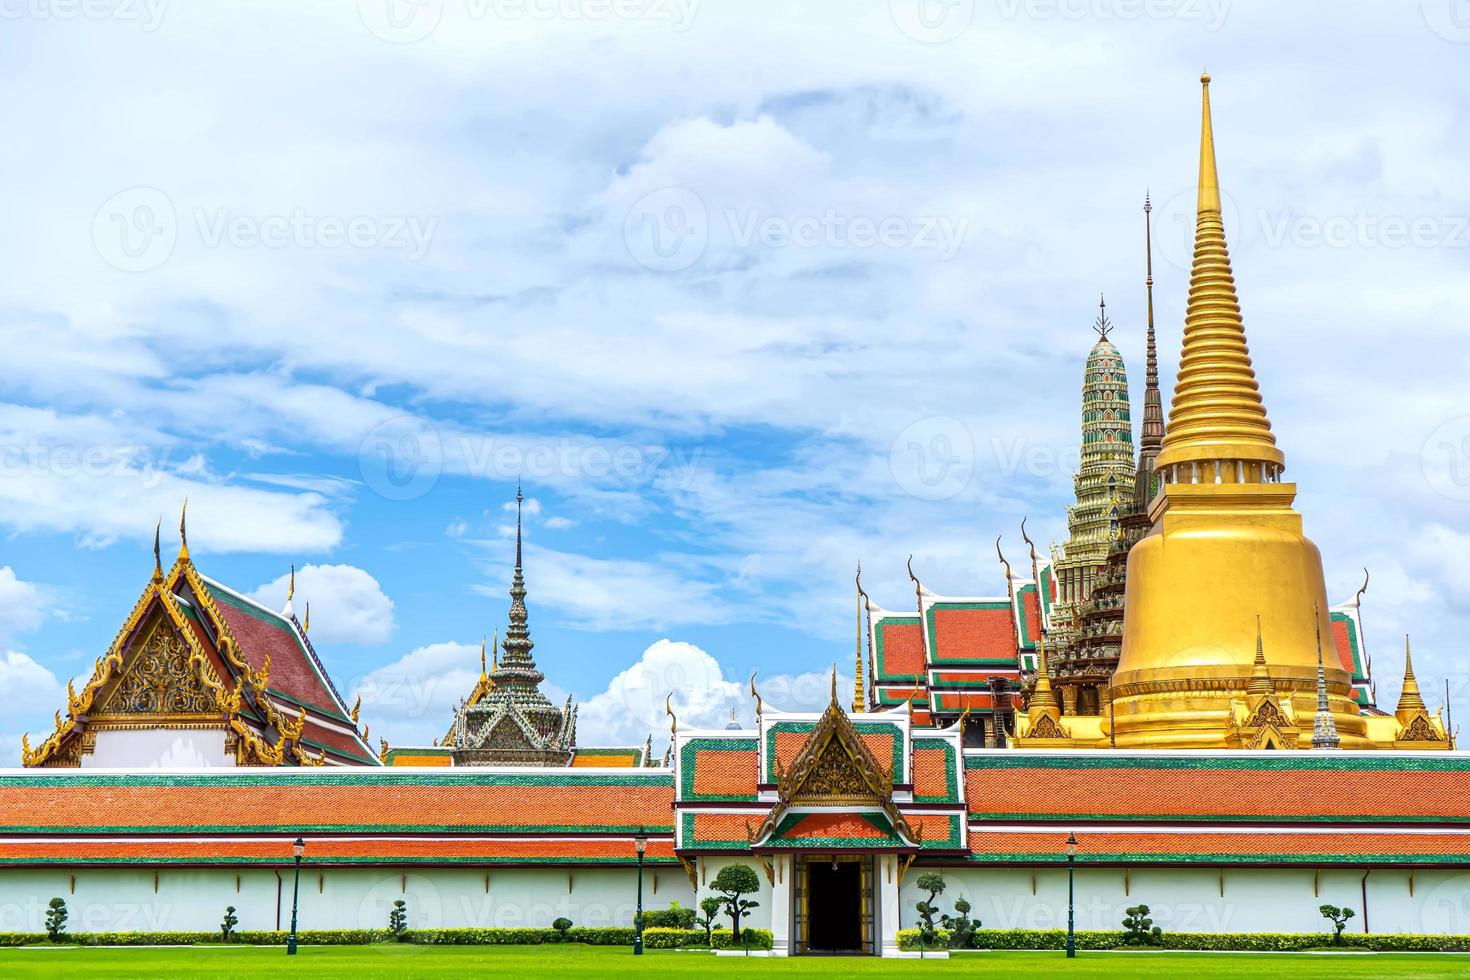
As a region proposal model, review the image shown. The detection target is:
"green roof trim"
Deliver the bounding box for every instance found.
[764,720,905,784]
[962,754,1470,773]
[924,600,1017,666]
[913,739,959,804]
[874,614,922,682]
[958,852,1470,867]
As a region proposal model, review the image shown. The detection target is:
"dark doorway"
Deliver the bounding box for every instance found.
[806,860,862,952]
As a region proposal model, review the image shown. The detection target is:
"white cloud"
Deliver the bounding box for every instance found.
[0,568,45,643]
[351,640,481,747]
[544,516,575,530]
[0,651,64,759]
[249,564,395,646]
[573,638,855,751]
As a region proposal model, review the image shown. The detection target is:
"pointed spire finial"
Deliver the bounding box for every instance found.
[749,671,763,723]
[178,498,191,563]
[1199,72,1219,214]
[1094,293,1112,340]
[1248,613,1273,698]
[480,635,488,681]
[853,561,865,714]
[1396,634,1426,715]
[288,564,296,601]
[302,601,310,635]
[152,518,163,582]
[665,692,677,736]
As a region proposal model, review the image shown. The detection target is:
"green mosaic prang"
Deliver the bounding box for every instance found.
[764,721,906,784]
[912,739,959,803]
[678,737,759,801]
[874,614,922,682]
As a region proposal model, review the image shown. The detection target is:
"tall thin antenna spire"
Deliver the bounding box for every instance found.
[1141,191,1163,451]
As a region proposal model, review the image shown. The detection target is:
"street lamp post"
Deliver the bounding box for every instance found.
[633,827,648,956]
[287,836,305,956]
[1065,832,1078,959]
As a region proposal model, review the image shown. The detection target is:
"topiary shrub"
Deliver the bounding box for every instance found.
[1320,905,1355,946]
[1122,904,1163,946]
[695,896,724,944]
[389,901,409,941]
[710,864,761,941]
[45,899,67,944]
[551,917,573,941]
[643,902,696,930]
[220,906,239,943]
[941,897,979,949]
[913,873,946,946]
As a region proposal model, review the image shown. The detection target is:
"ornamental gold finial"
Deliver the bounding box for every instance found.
[830,664,839,706]
[1155,72,1283,474]
[302,602,310,635]
[749,671,763,722]
[665,692,677,736]
[351,694,361,724]
[152,519,163,582]
[853,562,866,713]
[480,634,488,681]
[1397,635,1426,714]
[288,564,295,601]
[178,498,191,563]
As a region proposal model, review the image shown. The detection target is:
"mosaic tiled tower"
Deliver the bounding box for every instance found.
[1050,298,1135,714]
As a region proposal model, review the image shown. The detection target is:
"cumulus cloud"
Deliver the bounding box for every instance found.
[0,568,45,643]
[350,640,481,748]
[0,651,64,761]
[574,638,854,750]
[249,564,395,645]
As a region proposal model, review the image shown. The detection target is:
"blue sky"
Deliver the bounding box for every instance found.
[2,0,1469,756]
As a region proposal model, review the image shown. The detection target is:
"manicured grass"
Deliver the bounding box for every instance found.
[1,944,1467,979]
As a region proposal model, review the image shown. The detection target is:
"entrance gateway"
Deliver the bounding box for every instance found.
[794,855,874,954]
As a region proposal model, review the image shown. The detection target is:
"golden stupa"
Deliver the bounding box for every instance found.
[1016,75,1448,751]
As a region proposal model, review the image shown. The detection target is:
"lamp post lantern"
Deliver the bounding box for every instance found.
[1065,832,1078,959]
[633,826,648,956]
[287,836,305,956]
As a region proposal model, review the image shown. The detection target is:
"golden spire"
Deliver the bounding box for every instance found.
[152,519,164,582]
[1247,614,1273,698]
[853,561,865,713]
[1155,73,1283,474]
[302,602,310,635]
[1396,635,1426,715]
[1020,518,1059,716]
[480,634,488,683]
[178,498,191,563]
[288,564,296,601]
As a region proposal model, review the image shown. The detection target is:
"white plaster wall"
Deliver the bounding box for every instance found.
[692,855,774,931]
[898,867,1470,937]
[5,865,1467,937]
[82,729,232,768]
[0,867,694,933]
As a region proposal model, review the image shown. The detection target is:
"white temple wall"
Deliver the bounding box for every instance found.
[897,867,1470,937]
[4,864,1468,937]
[688,855,774,931]
[0,866,694,933]
[82,729,233,768]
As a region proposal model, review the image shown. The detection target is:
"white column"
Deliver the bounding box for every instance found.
[768,855,791,956]
[879,854,903,957]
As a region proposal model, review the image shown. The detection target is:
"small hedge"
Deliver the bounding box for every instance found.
[0,926,774,949]
[897,928,1470,953]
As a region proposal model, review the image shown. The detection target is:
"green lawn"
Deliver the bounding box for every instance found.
[0,945,1466,979]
